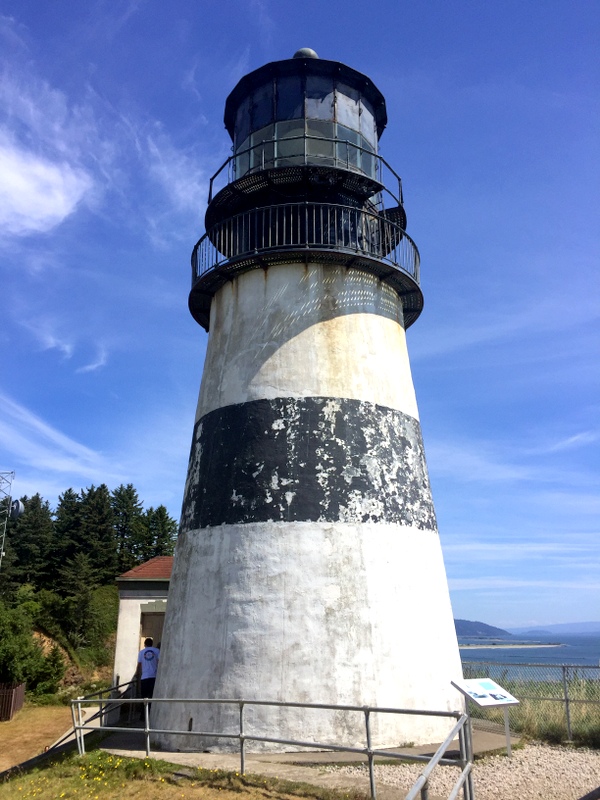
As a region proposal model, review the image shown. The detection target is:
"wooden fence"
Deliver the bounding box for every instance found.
[0,682,26,721]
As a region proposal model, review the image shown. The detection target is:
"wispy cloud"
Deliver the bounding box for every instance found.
[146,132,207,216]
[76,345,109,373]
[18,316,75,359]
[0,129,92,236]
[0,22,97,239]
[0,14,212,249]
[427,433,599,490]
[0,390,191,514]
[0,392,122,484]
[450,576,600,591]
[427,440,532,483]
[250,0,276,51]
[444,540,593,562]
[541,431,599,453]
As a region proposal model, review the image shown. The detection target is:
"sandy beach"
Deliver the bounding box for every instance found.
[459,643,563,649]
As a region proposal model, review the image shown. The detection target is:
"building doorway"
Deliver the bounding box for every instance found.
[140,611,165,651]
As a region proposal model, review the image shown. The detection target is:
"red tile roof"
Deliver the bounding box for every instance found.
[118,556,173,580]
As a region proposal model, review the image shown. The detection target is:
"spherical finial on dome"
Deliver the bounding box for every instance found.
[293,48,319,59]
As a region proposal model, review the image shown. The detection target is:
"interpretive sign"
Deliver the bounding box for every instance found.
[452,677,519,756]
[452,678,519,707]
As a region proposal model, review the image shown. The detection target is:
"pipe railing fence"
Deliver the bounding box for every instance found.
[71,696,475,800]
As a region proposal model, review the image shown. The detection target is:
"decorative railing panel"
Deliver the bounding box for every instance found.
[192,202,420,288]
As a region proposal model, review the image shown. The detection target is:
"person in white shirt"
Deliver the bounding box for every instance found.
[136,637,160,700]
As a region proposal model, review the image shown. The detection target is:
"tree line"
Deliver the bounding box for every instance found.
[0,484,178,693]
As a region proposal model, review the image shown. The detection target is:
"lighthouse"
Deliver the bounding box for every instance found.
[154,49,463,749]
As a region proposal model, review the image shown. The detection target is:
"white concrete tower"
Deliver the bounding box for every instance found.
[154,49,463,749]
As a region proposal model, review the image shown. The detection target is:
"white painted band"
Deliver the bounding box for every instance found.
[196,263,420,421]
[153,520,463,750]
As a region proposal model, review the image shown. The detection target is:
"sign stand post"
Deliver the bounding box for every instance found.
[452,678,519,757]
[503,706,511,757]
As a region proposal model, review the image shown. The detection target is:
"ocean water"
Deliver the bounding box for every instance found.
[459,634,600,668]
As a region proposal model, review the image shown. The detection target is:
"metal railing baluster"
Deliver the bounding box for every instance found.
[239,702,245,774]
[364,708,377,800]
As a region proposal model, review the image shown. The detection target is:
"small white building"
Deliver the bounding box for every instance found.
[113,556,173,687]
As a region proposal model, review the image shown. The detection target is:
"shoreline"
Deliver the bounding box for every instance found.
[459,642,563,649]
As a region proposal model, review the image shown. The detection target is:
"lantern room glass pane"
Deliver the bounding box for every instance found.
[359,99,377,147]
[306,119,334,165]
[335,84,360,131]
[305,75,334,120]
[276,76,303,120]
[252,82,274,131]
[235,96,251,147]
[276,120,305,165]
[250,124,275,171]
[336,124,360,170]
[234,136,250,178]
[361,138,375,178]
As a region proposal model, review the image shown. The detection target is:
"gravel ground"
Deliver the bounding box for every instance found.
[328,743,600,800]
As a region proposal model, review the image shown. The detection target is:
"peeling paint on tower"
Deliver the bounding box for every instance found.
[180,397,437,530]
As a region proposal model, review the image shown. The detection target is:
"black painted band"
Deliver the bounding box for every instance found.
[180,397,437,531]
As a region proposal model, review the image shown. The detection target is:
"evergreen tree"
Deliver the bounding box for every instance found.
[143,505,178,560]
[79,485,117,583]
[33,644,66,695]
[52,488,83,570]
[111,484,145,573]
[58,552,99,648]
[7,495,55,589]
[0,518,19,602]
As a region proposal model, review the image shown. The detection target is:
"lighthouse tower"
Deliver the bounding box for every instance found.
[154,49,462,749]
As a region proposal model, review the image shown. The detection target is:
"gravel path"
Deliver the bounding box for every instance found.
[328,743,600,800]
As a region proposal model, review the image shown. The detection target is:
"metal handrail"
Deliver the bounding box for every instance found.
[191,201,420,288]
[78,678,134,702]
[208,134,404,208]
[70,696,474,800]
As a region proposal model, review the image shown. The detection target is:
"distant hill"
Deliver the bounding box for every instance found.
[509,621,600,636]
[521,629,553,636]
[454,619,512,638]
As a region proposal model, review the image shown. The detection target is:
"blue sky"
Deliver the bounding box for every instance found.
[1,0,598,628]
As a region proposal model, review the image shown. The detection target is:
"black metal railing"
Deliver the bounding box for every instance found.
[192,201,419,287]
[208,135,404,208]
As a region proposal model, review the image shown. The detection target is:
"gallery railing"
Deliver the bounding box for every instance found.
[192,202,420,287]
[208,134,405,207]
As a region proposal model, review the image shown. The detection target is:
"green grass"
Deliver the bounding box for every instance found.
[0,748,370,800]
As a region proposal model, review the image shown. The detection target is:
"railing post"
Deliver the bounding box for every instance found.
[364,708,377,800]
[71,699,81,756]
[144,700,151,757]
[77,698,86,755]
[239,701,245,775]
[562,666,573,741]
[457,719,467,800]
[465,714,475,800]
[99,695,104,728]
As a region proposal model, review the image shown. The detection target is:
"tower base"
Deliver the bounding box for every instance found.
[153,521,463,752]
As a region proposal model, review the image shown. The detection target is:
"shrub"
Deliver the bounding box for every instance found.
[0,601,66,691]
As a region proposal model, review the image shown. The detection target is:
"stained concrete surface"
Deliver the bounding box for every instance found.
[97,722,518,800]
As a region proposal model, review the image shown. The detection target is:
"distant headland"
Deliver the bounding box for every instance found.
[454,619,512,639]
[454,618,600,649]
